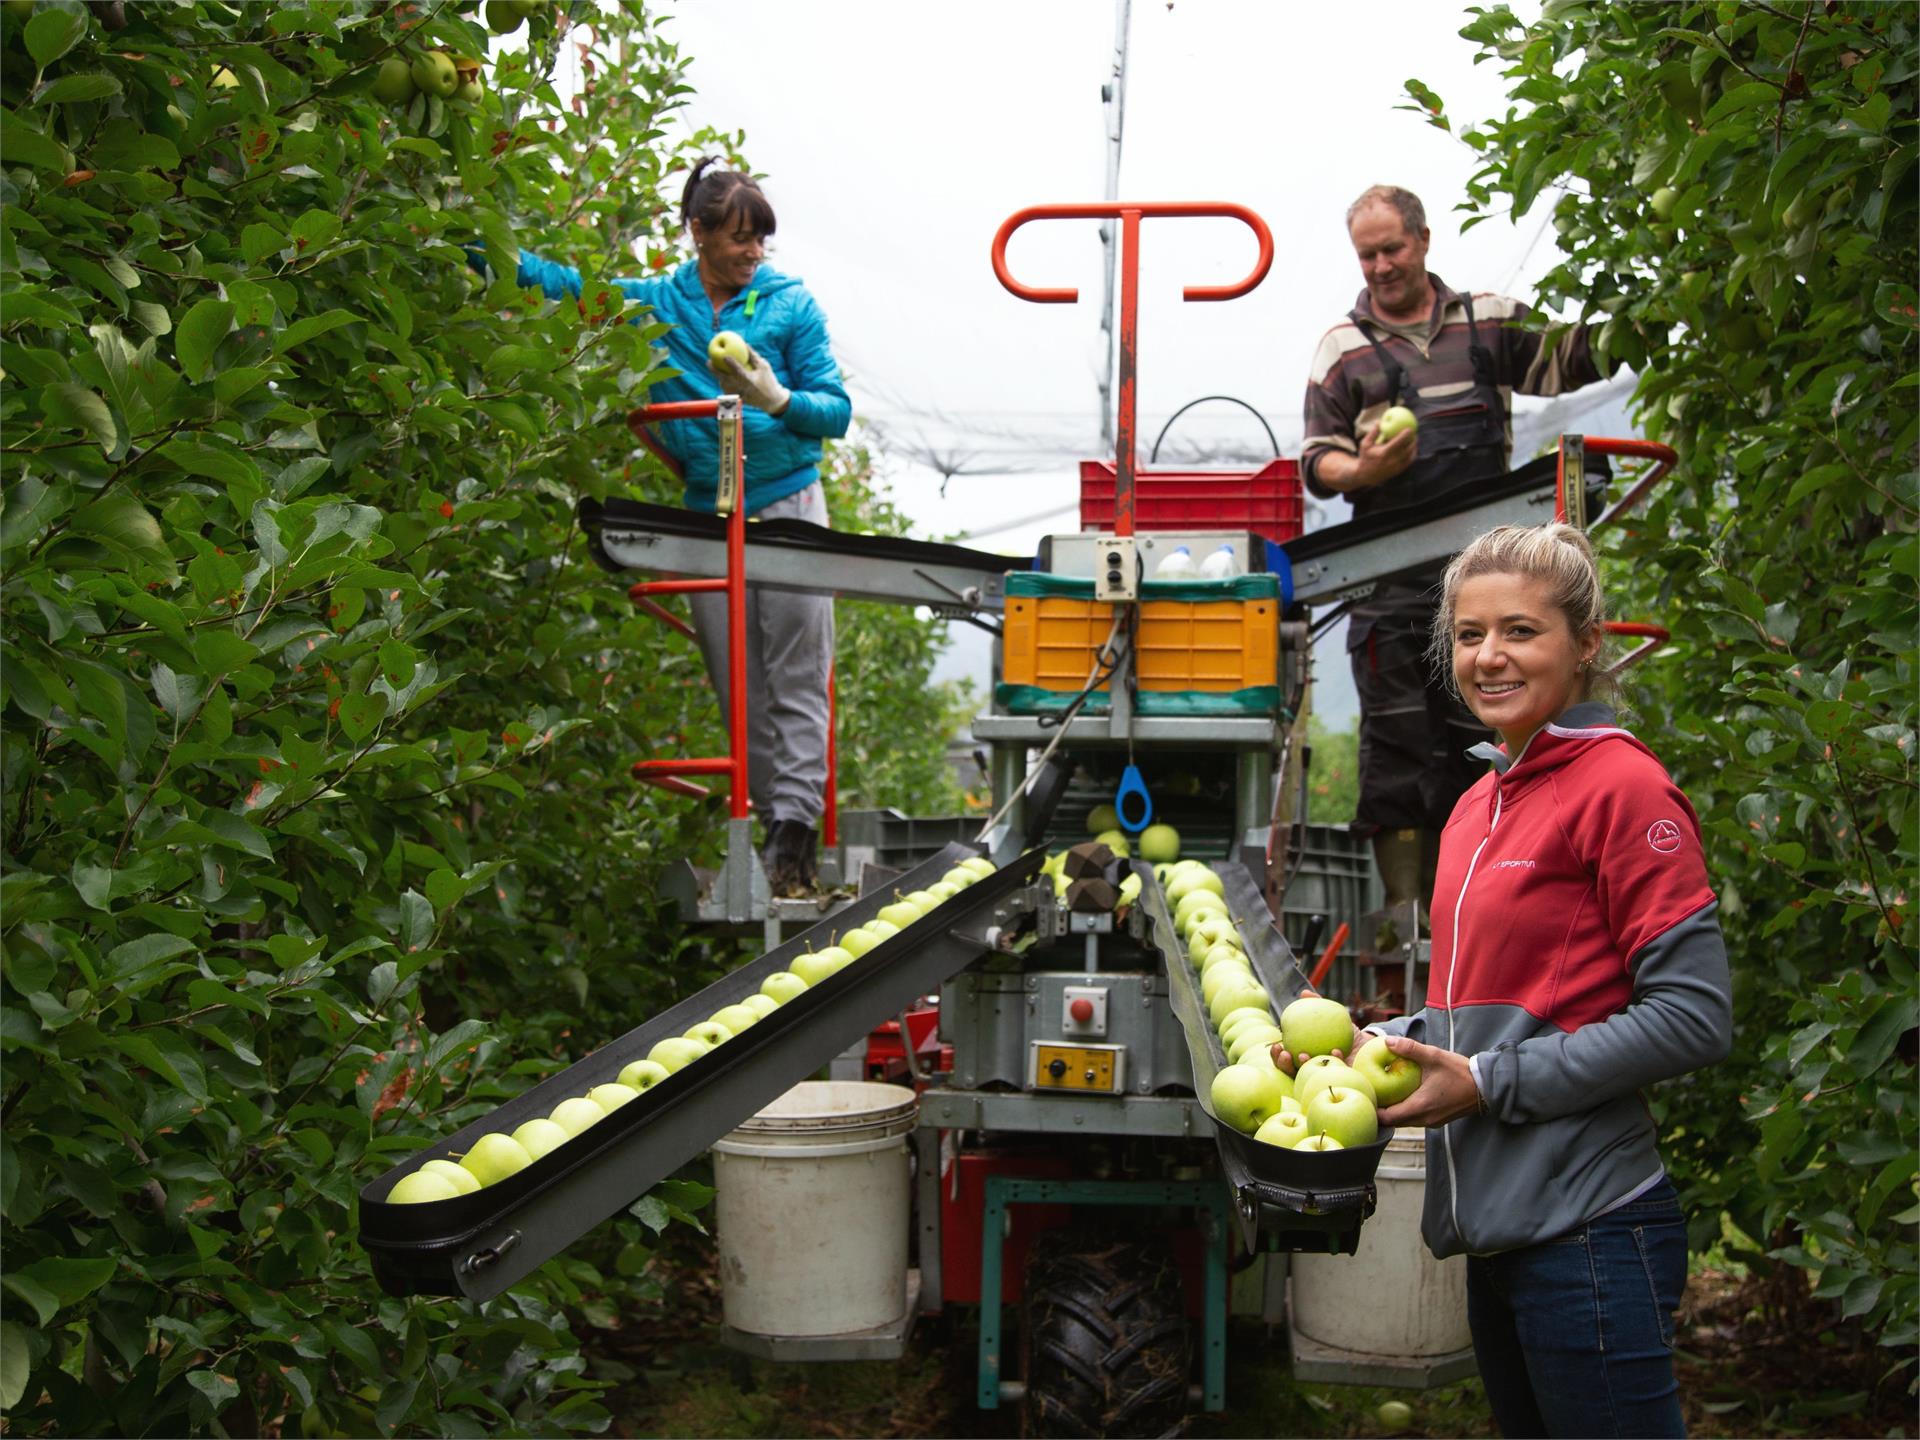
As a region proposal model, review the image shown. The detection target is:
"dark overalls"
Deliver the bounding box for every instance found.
[1345,295,1507,839]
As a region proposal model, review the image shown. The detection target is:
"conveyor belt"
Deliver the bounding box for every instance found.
[580,497,1021,611]
[1136,861,1387,1254]
[359,844,1043,1301]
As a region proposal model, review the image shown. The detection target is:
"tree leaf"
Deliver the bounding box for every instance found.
[0,1319,29,1410]
[23,8,86,68]
[39,384,117,451]
[175,299,235,381]
[35,73,122,106]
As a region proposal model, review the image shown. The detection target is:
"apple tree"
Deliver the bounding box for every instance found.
[1413,0,1916,1389]
[0,0,963,1434]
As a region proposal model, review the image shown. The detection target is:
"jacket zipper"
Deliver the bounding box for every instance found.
[1441,728,1535,1249]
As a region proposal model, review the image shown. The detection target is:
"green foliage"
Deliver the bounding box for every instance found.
[1304,713,1359,825]
[0,1,962,1434]
[1418,0,1917,1379]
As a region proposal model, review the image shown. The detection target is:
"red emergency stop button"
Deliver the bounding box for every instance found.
[1070,997,1095,1023]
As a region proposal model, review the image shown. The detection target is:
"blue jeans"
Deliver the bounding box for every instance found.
[1466,1179,1688,1438]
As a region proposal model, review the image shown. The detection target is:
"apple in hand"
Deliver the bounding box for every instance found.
[511,1117,571,1162]
[421,1159,481,1195]
[1253,1111,1311,1148]
[549,1097,607,1136]
[618,1058,672,1092]
[1279,995,1355,1060]
[1376,405,1418,442]
[1210,1062,1293,1133]
[459,1132,533,1187]
[1306,1085,1379,1149]
[389,1169,461,1204]
[1352,1035,1423,1107]
[708,330,752,372]
[760,972,809,1005]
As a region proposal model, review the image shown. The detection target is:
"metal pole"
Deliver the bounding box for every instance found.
[1096,0,1132,450]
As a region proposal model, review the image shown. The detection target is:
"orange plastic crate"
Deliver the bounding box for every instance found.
[1002,590,1279,695]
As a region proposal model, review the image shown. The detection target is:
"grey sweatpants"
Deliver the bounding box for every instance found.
[688,482,834,828]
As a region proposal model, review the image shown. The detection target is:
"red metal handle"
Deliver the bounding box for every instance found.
[990,201,1274,304]
[1555,435,1677,527]
[628,400,723,483]
[992,201,1273,539]
[1307,921,1351,991]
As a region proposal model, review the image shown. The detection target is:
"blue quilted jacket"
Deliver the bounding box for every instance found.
[513,252,852,514]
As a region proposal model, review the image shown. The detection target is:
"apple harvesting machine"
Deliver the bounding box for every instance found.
[357,201,1675,1426]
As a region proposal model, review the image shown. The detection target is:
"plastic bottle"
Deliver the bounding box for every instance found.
[1198,544,1241,580]
[1154,545,1196,579]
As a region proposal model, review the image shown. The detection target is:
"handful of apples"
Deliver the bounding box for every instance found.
[385,857,999,1203]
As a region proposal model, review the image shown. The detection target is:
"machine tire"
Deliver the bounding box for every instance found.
[1017,1238,1191,1438]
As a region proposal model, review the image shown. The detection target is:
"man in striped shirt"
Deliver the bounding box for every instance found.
[1302,184,1614,909]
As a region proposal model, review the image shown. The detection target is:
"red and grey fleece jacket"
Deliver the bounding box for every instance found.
[1370,702,1732,1258]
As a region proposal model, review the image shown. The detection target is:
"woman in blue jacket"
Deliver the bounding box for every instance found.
[512,160,852,893]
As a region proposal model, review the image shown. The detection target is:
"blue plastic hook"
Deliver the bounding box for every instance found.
[1114,764,1154,833]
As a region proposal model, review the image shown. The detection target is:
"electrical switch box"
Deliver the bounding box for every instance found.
[1091,535,1137,602]
[1028,1041,1126,1094]
[1061,985,1108,1037]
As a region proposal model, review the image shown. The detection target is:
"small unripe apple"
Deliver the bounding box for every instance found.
[410,51,460,100]
[510,1117,570,1161]
[1086,803,1119,834]
[455,77,485,104]
[372,57,416,105]
[459,1132,533,1187]
[389,1169,460,1204]
[1377,1399,1414,1429]
[617,1058,672,1091]
[1650,185,1679,222]
[1376,405,1418,442]
[484,0,521,31]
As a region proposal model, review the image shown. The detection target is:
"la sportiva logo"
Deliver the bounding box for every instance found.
[1646,819,1683,854]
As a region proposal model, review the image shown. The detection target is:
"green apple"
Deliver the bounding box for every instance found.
[876,900,920,929]
[1187,917,1242,966]
[1352,1036,1422,1107]
[940,866,977,890]
[1136,823,1180,863]
[925,880,962,902]
[684,1020,732,1048]
[1209,980,1270,1027]
[839,927,882,959]
[1377,1400,1413,1429]
[710,1004,761,1035]
[1649,185,1678,222]
[410,50,460,99]
[1228,1025,1286,1066]
[740,993,780,1018]
[459,1132,532,1187]
[864,918,902,941]
[484,0,522,31]
[1117,872,1142,907]
[1093,828,1131,858]
[1200,958,1256,1008]
[1200,942,1252,977]
[586,1082,642,1115]
[549,1097,607,1136]
[760,971,809,1004]
[1294,1055,1373,1108]
[421,1158,481,1196]
[1166,867,1225,904]
[1306,1085,1378,1149]
[455,76,485,104]
[618,1058,672,1092]
[1294,1133,1344,1153]
[1278,1095,1303,1115]
[510,1117,571,1161]
[1253,1111,1311,1149]
[1209,1062,1292,1133]
[707,330,752,371]
[1279,994,1355,1060]
[1376,405,1418,442]
[1086,803,1120,834]
[789,949,849,986]
[389,1169,461,1203]
[959,856,996,879]
[646,1036,711,1073]
[1175,889,1229,932]
[1218,1007,1274,1042]
[372,57,417,104]
[903,889,940,913]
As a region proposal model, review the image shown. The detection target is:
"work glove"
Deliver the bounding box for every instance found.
[710,343,791,416]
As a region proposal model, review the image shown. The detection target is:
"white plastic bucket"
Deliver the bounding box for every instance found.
[1291,1129,1471,1356]
[711,1081,918,1337]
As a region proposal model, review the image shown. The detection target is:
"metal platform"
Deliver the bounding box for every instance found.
[721,1270,923,1362]
[1286,1300,1480,1389]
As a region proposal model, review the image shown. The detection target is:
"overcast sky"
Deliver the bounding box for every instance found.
[609,1,1633,721]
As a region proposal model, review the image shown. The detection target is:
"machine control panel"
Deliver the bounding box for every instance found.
[1029,1041,1126,1094]
[1091,535,1137,602]
[1061,985,1108,1037]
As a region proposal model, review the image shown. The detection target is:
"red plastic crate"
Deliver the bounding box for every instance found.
[1078,458,1303,541]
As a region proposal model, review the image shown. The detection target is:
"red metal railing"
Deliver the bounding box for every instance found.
[991,202,1274,538]
[623,402,840,846]
[1556,435,1680,674]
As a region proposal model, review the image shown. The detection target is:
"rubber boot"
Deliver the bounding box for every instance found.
[762,820,818,898]
[1372,828,1423,907]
